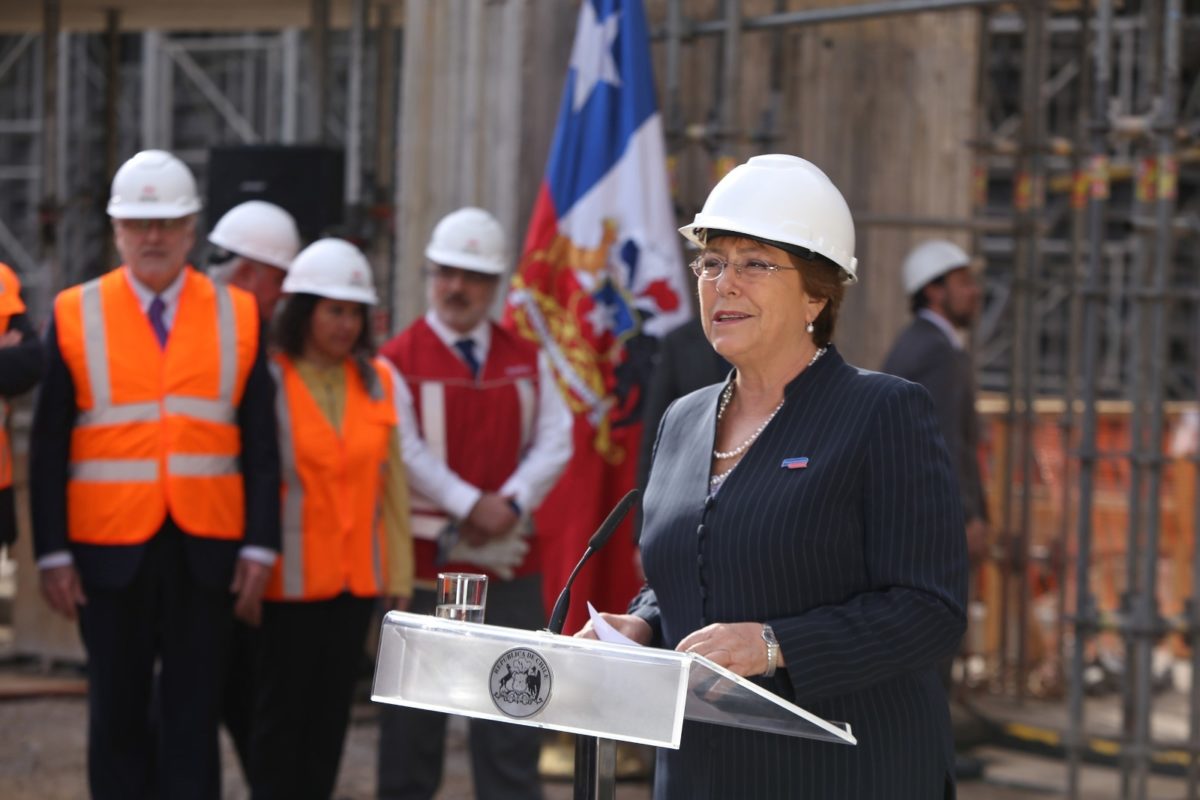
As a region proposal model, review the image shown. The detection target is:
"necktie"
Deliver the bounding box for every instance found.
[454,338,480,379]
[148,295,168,348]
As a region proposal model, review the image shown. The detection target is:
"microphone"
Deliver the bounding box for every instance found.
[545,488,641,635]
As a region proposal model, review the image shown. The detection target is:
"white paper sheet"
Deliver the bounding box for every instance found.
[587,601,644,647]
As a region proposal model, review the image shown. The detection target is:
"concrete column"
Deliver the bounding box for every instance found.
[345,0,367,205]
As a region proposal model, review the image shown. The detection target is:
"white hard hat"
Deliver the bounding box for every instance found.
[282,238,378,305]
[107,149,202,219]
[208,201,302,270]
[679,154,858,283]
[424,207,507,275]
[902,240,971,295]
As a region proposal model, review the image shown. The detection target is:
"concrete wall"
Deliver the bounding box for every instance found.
[392,1,979,369]
[655,0,980,369]
[390,0,576,330]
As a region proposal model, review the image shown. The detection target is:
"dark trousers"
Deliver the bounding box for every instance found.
[377,574,546,800]
[222,619,257,778]
[78,521,233,800]
[249,592,376,800]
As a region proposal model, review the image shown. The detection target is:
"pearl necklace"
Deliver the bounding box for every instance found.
[710,347,826,487]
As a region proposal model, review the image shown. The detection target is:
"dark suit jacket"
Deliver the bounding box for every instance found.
[30,315,280,591]
[631,346,966,799]
[881,315,986,523]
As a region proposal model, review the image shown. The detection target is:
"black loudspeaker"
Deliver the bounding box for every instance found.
[207,145,345,241]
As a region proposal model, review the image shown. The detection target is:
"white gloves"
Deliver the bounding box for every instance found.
[446,530,531,580]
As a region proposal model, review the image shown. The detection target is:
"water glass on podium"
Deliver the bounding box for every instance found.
[435,572,487,622]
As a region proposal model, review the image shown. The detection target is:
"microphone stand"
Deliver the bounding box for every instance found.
[543,488,640,800]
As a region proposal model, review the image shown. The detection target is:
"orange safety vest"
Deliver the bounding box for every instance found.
[55,266,258,545]
[267,354,398,601]
[0,263,25,491]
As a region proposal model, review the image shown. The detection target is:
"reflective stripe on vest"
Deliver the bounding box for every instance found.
[408,376,536,541]
[270,358,306,598]
[70,277,240,480]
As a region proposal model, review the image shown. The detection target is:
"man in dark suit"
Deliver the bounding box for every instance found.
[881,238,986,779]
[881,239,986,562]
[31,150,280,800]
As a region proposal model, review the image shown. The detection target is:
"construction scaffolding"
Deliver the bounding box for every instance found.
[0,2,1198,799]
[0,1,401,322]
[647,2,1198,799]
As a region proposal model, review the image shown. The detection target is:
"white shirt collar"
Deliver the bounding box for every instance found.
[124,266,188,332]
[424,308,492,365]
[918,308,965,350]
[124,265,187,312]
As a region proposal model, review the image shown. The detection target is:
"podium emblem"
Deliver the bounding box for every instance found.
[489,647,552,718]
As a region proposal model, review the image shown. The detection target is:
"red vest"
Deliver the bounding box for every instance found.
[381,319,540,581]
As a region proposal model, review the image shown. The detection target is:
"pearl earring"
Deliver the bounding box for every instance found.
[805,322,814,334]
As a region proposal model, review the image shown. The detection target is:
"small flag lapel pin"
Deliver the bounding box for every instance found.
[781,457,809,470]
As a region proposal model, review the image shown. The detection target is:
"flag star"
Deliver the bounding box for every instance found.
[569,3,621,113]
[586,300,618,335]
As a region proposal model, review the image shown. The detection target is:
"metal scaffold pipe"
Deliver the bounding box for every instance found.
[1130,1,1182,796]
[664,0,683,142]
[684,0,1009,35]
[1067,0,1112,796]
[1119,0,1167,794]
[345,0,367,208]
[720,0,742,150]
[308,0,329,143]
[998,0,1048,705]
[1054,0,1094,706]
[39,0,61,304]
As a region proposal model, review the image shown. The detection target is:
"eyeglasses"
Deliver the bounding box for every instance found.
[427,265,498,284]
[690,253,798,281]
[116,218,190,233]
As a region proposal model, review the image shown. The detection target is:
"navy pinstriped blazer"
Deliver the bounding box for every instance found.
[631,345,967,800]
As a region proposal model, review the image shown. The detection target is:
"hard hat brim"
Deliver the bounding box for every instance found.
[282,283,378,305]
[207,231,292,270]
[424,245,506,276]
[679,216,859,284]
[108,200,202,220]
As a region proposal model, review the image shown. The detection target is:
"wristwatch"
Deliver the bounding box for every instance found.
[761,624,779,677]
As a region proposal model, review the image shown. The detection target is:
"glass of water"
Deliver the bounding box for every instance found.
[435,572,488,623]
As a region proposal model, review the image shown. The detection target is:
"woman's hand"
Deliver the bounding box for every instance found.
[676,622,780,677]
[574,612,653,645]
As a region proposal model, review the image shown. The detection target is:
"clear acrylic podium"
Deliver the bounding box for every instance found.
[373,611,856,799]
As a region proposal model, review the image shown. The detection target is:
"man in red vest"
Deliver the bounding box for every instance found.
[377,207,572,800]
[30,150,281,800]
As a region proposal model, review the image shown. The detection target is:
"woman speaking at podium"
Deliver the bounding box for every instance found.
[583,155,967,799]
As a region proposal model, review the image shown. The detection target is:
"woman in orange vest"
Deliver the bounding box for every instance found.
[249,239,413,800]
[0,263,43,549]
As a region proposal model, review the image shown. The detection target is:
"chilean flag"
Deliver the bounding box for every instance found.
[503,0,689,633]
